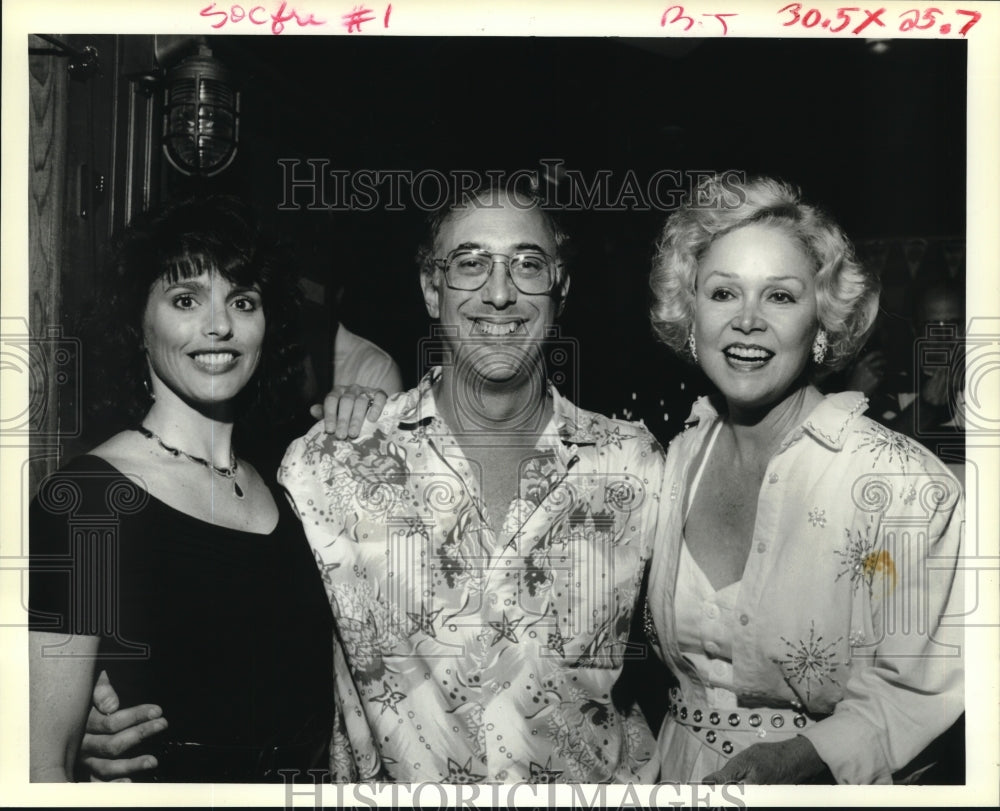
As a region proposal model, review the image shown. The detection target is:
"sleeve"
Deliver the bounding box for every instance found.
[800,464,965,784]
[279,428,348,539]
[328,630,384,781]
[28,484,77,634]
[632,430,668,563]
[333,329,404,396]
[363,356,404,396]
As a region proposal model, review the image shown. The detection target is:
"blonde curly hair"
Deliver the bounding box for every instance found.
[649,174,879,371]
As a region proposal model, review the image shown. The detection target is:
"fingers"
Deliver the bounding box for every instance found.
[80,716,166,766]
[322,385,363,435]
[83,754,158,781]
[367,390,388,422]
[335,390,361,439]
[321,385,389,437]
[702,764,740,784]
[85,704,167,744]
[701,746,755,784]
[91,670,119,715]
[322,390,343,434]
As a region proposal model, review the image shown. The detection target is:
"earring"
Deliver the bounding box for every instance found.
[142,363,156,402]
[812,330,829,364]
[687,332,698,363]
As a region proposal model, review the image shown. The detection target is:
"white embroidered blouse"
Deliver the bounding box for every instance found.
[646,392,965,784]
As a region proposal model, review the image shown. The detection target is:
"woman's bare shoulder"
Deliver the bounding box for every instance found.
[87,430,156,476]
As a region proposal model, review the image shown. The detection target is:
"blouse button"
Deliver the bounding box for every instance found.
[757,542,767,553]
[704,604,720,620]
[739,614,750,626]
[768,473,779,484]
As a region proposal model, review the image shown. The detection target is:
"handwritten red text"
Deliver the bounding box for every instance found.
[777,4,982,36]
[661,5,737,35]
[200,1,326,35]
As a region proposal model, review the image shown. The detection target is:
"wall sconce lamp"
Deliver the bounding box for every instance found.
[162,45,240,177]
[29,35,101,81]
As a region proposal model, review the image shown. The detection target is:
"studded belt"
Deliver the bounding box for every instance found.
[667,687,824,758]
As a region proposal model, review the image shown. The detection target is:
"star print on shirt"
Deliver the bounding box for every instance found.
[407,602,443,638]
[488,611,521,646]
[444,756,486,784]
[313,549,341,585]
[600,425,633,449]
[370,681,407,715]
[547,628,572,657]
[529,757,564,784]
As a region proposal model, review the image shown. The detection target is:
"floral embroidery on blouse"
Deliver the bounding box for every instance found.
[853,422,926,472]
[808,508,827,528]
[279,368,665,783]
[833,523,878,596]
[773,620,844,702]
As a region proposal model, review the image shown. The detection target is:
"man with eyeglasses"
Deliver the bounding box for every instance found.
[80,184,666,784]
[277,184,666,784]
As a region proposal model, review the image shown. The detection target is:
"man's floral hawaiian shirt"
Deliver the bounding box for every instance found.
[279,368,666,783]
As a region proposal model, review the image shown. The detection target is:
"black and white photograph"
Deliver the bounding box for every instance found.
[2,0,997,807]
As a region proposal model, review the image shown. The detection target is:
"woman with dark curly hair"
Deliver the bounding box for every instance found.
[29,196,334,782]
[643,175,964,783]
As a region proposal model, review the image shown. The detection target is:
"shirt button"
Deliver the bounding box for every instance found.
[757,542,767,553]
[704,604,720,620]
[739,614,750,626]
[768,473,779,484]
[704,641,721,656]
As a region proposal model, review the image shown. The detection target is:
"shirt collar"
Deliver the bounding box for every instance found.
[396,366,604,448]
[550,384,603,446]
[681,391,870,452]
[396,367,444,427]
[798,391,870,450]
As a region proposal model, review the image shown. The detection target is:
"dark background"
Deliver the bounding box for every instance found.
[31,35,966,454]
[183,35,966,446]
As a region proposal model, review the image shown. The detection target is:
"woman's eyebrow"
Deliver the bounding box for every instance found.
[163,279,209,292]
[227,284,262,296]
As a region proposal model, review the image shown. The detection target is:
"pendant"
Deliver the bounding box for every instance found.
[234,480,245,499]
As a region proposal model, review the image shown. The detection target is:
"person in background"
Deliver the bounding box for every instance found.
[333,320,404,395]
[885,278,966,440]
[644,174,964,784]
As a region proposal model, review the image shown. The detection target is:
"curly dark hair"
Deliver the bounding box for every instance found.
[82,195,305,444]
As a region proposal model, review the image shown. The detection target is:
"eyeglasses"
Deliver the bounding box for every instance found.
[434,249,560,295]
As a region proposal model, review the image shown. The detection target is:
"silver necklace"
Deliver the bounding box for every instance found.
[135,424,245,499]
